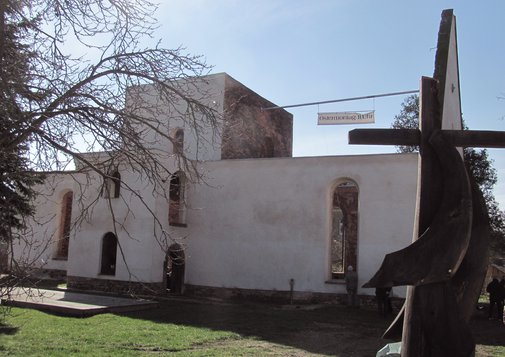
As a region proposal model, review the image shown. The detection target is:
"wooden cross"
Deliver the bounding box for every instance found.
[349,10,505,357]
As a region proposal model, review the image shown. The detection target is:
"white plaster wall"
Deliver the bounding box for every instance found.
[125,73,226,162]
[184,153,418,298]
[21,152,418,299]
[67,166,165,283]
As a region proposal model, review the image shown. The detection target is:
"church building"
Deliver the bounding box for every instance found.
[12,73,418,302]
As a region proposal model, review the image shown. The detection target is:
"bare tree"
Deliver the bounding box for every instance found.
[0,0,220,300]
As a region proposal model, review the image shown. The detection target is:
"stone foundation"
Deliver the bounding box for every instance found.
[31,268,67,280]
[67,276,164,296]
[185,284,344,304]
[66,277,405,310]
[184,284,405,308]
[0,268,67,289]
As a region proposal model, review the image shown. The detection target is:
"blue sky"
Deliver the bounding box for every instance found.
[157,1,505,208]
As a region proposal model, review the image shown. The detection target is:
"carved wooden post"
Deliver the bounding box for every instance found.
[348,9,505,356]
[401,76,442,356]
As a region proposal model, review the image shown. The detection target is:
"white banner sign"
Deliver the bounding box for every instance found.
[318,111,375,125]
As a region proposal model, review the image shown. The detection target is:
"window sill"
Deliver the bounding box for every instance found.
[52,257,68,261]
[169,222,188,228]
[325,279,345,285]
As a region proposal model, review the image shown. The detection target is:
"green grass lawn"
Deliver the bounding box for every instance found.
[1,298,504,356]
[1,307,242,356]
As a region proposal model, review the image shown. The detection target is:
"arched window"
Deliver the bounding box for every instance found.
[169,172,186,226]
[56,191,73,259]
[172,128,184,154]
[330,180,358,279]
[264,137,274,157]
[112,171,121,198]
[103,170,121,199]
[100,232,118,275]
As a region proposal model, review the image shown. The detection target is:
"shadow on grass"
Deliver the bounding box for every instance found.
[470,306,505,348]
[118,299,396,356]
[116,298,505,356]
[0,323,18,335]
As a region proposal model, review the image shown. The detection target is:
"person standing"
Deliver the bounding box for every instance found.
[376,287,392,316]
[498,279,505,322]
[345,265,358,307]
[376,287,387,316]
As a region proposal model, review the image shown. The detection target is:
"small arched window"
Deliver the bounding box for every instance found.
[169,172,186,226]
[330,180,358,279]
[56,191,73,259]
[173,128,184,154]
[100,232,118,275]
[112,171,121,198]
[103,170,121,199]
[264,137,274,157]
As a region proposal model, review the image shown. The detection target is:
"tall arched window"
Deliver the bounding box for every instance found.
[100,232,118,275]
[56,191,73,259]
[330,180,358,279]
[169,172,186,226]
[103,170,121,199]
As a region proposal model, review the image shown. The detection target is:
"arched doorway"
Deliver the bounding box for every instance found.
[165,243,185,294]
[100,232,118,275]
